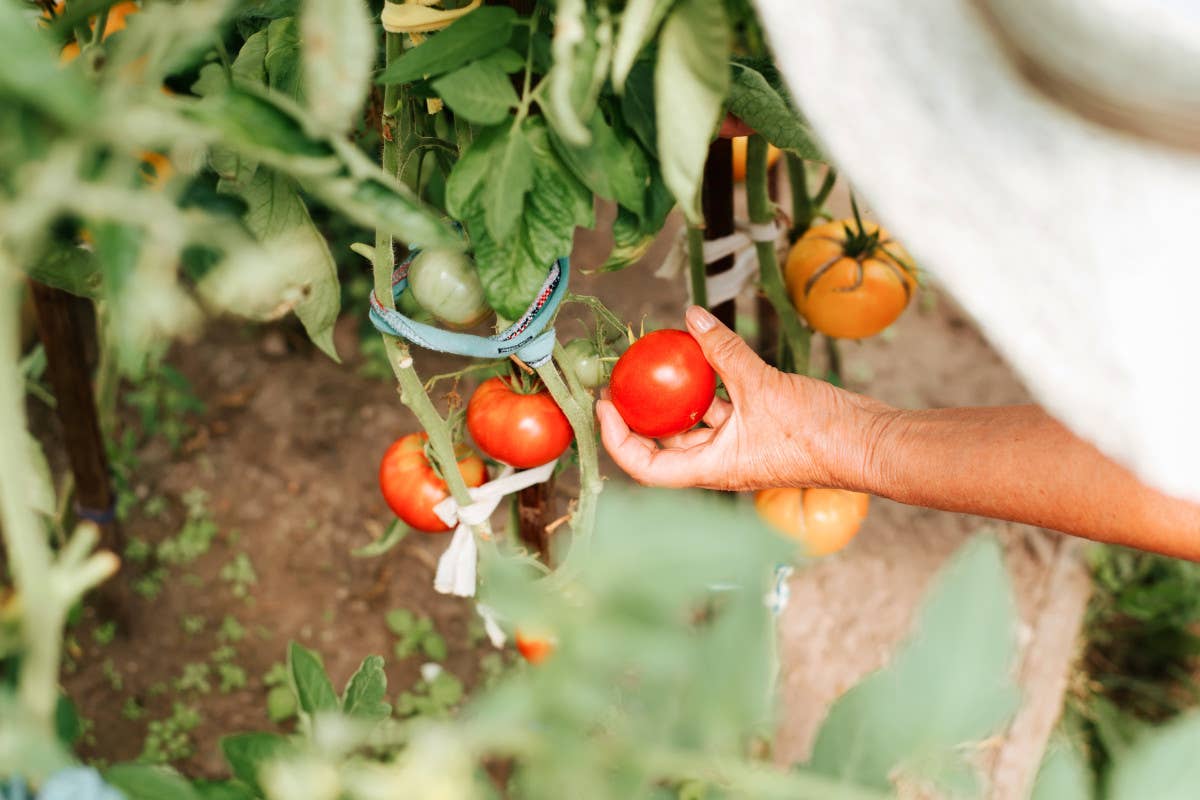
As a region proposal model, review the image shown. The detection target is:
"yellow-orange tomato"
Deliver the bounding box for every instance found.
[59,1,139,63]
[514,630,555,664]
[139,151,172,188]
[784,219,916,339]
[754,487,870,556]
[731,136,780,182]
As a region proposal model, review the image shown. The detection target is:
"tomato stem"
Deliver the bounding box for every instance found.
[786,153,813,238]
[746,135,811,375]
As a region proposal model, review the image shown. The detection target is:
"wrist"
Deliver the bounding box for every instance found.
[825,390,905,494]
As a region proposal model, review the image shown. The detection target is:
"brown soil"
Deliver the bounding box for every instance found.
[54,195,1087,795]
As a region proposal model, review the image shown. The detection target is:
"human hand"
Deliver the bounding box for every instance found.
[596,306,889,491]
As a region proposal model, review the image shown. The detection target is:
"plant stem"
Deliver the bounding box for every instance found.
[686,225,707,307]
[786,153,813,238]
[374,33,478,514]
[535,360,599,540]
[0,265,58,732]
[747,135,810,375]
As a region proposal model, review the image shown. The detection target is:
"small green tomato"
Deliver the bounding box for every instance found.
[561,338,606,389]
[407,249,489,328]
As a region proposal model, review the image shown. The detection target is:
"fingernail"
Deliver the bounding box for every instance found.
[686,305,716,333]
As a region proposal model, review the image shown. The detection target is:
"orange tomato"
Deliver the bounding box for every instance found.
[514,630,555,664]
[139,151,172,188]
[754,487,870,556]
[59,1,139,64]
[731,136,780,182]
[784,218,916,339]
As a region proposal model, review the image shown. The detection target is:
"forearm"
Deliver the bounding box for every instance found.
[844,403,1200,558]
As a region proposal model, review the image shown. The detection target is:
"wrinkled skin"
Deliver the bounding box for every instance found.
[597,306,886,491]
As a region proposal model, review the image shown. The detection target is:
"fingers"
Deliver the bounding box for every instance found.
[596,399,711,487]
[703,396,732,428]
[658,427,716,450]
[684,306,765,398]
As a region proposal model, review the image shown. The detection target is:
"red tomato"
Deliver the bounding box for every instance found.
[379,433,487,533]
[608,329,716,438]
[514,630,555,664]
[466,377,573,468]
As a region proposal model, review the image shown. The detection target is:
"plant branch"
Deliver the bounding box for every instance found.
[747,136,810,375]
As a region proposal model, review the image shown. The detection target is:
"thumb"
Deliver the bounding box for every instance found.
[684,305,762,390]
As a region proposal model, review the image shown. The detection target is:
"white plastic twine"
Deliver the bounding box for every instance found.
[431,460,558,597]
[655,219,788,307]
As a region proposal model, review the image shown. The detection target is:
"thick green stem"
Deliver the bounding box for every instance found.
[535,359,599,544]
[685,225,707,307]
[374,33,477,514]
[0,265,58,732]
[747,136,810,375]
[786,153,813,238]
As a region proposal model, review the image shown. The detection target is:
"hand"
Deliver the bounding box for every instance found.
[596,306,889,491]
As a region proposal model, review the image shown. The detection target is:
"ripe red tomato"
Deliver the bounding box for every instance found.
[608,329,716,438]
[514,630,555,664]
[379,433,487,533]
[467,377,573,468]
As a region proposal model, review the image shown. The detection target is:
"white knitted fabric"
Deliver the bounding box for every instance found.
[755,0,1200,502]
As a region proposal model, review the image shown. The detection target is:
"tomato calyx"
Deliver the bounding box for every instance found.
[802,196,917,300]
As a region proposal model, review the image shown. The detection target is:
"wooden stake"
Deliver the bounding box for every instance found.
[517,477,554,564]
[702,139,737,330]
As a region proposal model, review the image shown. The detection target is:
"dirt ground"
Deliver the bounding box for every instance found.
[53,190,1089,794]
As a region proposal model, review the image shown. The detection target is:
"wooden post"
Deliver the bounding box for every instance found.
[516,478,554,564]
[702,139,737,330]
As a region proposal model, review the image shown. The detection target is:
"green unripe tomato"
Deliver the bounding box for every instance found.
[561,338,606,389]
[397,283,435,324]
[407,249,489,328]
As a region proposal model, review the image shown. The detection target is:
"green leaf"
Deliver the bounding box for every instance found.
[301,0,374,133]
[654,0,729,223]
[220,733,294,796]
[483,126,534,243]
[209,169,341,360]
[386,608,416,635]
[0,0,97,128]
[287,642,339,717]
[611,0,674,91]
[422,633,448,662]
[432,59,520,126]
[264,17,302,98]
[377,6,517,85]
[190,87,336,165]
[28,245,101,299]
[620,59,658,155]
[193,781,258,800]
[549,110,644,215]
[807,535,1020,793]
[545,0,605,146]
[1031,737,1094,800]
[265,685,297,723]
[444,125,504,219]
[483,47,525,74]
[352,518,410,557]
[1109,712,1200,800]
[105,764,204,800]
[469,218,543,320]
[726,63,823,161]
[342,655,392,721]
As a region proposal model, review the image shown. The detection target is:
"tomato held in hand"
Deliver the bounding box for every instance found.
[560,338,606,389]
[467,377,573,468]
[609,329,716,438]
[731,136,780,182]
[514,630,555,664]
[407,249,489,328]
[784,218,916,339]
[754,487,870,556]
[379,433,487,533]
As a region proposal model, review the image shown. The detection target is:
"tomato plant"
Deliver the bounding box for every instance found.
[609,330,716,438]
[466,376,573,468]
[379,433,487,533]
[754,487,870,556]
[784,215,917,340]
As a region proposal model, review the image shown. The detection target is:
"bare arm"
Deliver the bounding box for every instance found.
[597,306,1200,559]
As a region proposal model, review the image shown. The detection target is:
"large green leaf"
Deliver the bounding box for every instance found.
[189,87,336,166]
[232,28,269,86]
[548,109,644,215]
[28,245,101,299]
[545,0,609,146]
[287,641,339,717]
[301,0,373,134]
[193,781,258,800]
[726,63,823,161]
[482,126,534,243]
[209,169,341,360]
[264,17,302,98]
[611,0,674,91]
[105,764,203,800]
[220,733,295,797]
[376,6,517,85]
[620,59,658,156]
[1108,712,1200,800]
[342,655,392,721]
[432,59,520,126]
[654,0,729,223]
[806,535,1021,793]
[444,125,504,220]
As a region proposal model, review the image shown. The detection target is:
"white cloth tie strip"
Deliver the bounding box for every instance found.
[432,459,558,597]
[656,220,788,308]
